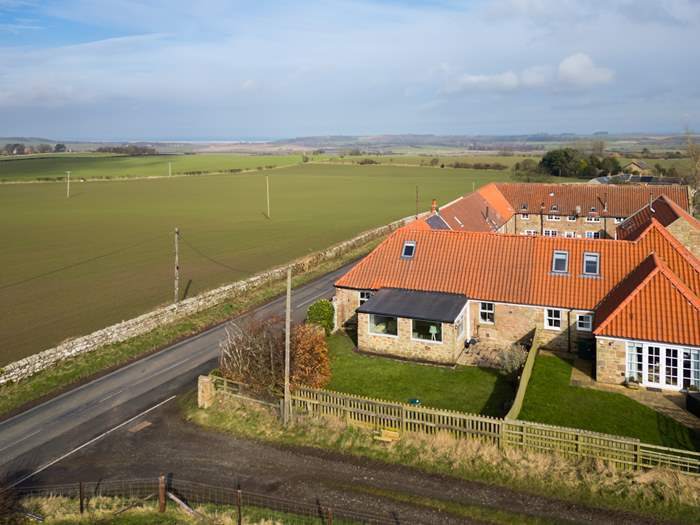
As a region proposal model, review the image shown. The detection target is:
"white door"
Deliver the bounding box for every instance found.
[642,345,681,390]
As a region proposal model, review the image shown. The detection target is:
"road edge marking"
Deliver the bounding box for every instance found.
[7,395,177,489]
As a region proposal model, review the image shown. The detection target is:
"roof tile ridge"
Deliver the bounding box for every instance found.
[653,255,700,311]
[594,254,662,335]
[638,218,700,274]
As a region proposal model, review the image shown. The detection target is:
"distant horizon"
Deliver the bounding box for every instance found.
[2,130,698,145]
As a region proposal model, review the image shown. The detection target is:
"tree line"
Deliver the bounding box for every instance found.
[2,143,66,155]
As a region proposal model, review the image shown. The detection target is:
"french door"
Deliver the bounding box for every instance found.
[627,342,699,391]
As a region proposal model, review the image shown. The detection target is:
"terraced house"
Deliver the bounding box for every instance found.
[334,183,700,392]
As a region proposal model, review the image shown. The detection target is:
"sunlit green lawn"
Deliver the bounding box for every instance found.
[327,332,514,416]
[519,354,700,450]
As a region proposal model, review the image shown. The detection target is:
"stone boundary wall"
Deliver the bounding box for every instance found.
[0,214,423,386]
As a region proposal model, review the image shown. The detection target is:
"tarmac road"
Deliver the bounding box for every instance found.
[0,262,351,485]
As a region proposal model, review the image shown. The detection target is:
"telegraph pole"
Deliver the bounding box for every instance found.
[66,171,71,198]
[415,185,419,219]
[283,267,291,425]
[266,175,271,218]
[168,162,172,177]
[174,227,180,304]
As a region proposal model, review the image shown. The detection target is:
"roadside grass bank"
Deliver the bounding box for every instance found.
[18,495,330,524]
[0,238,381,420]
[327,332,514,416]
[183,392,700,525]
[518,354,700,451]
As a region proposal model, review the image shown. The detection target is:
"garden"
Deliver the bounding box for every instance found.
[518,353,700,451]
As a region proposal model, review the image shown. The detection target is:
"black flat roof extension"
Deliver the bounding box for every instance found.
[357,288,467,323]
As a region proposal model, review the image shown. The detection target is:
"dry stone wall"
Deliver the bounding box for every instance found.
[0,215,420,386]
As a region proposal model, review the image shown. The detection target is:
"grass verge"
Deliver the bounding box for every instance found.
[519,354,700,451]
[19,495,340,524]
[182,392,700,525]
[327,332,514,416]
[0,238,382,419]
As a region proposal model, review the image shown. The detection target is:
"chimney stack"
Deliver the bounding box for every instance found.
[431,199,438,214]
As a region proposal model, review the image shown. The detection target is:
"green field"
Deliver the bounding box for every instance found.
[0,162,528,365]
[0,153,305,181]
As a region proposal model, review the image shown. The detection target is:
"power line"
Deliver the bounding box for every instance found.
[178,234,252,275]
[0,234,165,291]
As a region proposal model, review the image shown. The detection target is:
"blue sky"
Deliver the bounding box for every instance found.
[1,0,699,140]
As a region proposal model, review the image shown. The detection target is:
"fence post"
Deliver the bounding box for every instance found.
[636,442,642,471]
[401,405,406,433]
[79,481,84,514]
[326,508,333,525]
[236,489,242,525]
[158,474,166,513]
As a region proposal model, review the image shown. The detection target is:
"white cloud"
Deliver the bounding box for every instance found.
[446,54,613,94]
[557,53,614,87]
[449,71,520,92]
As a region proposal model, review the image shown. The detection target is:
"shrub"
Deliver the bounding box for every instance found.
[499,344,527,382]
[307,299,334,335]
[290,323,331,388]
[219,318,331,395]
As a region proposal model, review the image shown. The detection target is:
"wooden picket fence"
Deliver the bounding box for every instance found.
[288,385,700,475]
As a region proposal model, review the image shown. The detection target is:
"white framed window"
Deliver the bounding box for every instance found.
[546,214,560,222]
[626,342,643,382]
[369,314,398,337]
[412,319,442,343]
[520,213,529,220]
[576,314,592,331]
[479,302,495,324]
[359,290,373,305]
[552,251,568,273]
[583,252,600,276]
[586,216,601,223]
[545,308,562,330]
[543,229,558,237]
[522,229,537,236]
[614,217,624,224]
[585,231,601,239]
[564,231,575,238]
[402,240,416,258]
[567,215,577,222]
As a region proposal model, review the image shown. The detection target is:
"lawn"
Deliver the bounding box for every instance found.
[0,152,303,181]
[519,354,700,451]
[0,163,534,365]
[327,332,514,416]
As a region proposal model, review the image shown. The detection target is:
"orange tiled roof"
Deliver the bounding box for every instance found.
[594,254,700,347]
[618,195,700,241]
[336,223,700,345]
[492,182,689,217]
[429,182,690,233]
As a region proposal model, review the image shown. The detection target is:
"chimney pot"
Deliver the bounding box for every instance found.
[431,199,438,214]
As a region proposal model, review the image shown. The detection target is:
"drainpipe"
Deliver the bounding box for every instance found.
[567,309,572,353]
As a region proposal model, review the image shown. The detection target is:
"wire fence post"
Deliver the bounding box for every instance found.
[326,507,333,525]
[158,474,166,513]
[79,481,84,514]
[236,489,242,525]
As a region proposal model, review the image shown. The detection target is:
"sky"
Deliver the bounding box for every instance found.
[1,0,699,140]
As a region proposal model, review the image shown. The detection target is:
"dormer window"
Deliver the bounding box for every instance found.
[402,241,416,258]
[583,252,600,276]
[552,251,569,273]
[551,204,558,212]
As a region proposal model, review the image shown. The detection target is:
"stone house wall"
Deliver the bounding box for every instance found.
[0,213,424,387]
[468,300,594,353]
[668,219,700,260]
[357,312,460,364]
[334,287,362,328]
[506,213,618,239]
[596,337,627,384]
